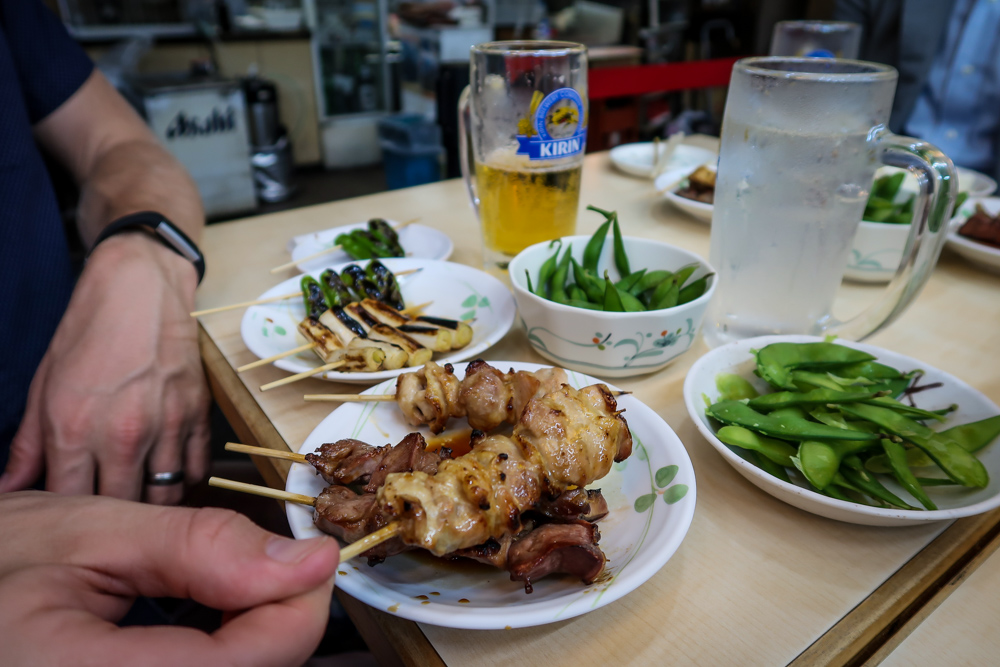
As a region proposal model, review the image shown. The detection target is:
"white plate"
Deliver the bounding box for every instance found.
[609,142,716,180]
[947,197,1000,275]
[286,362,697,629]
[663,188,714,223]
[290,221,454,275]
[240,258,515,384]
[683,335,1000,527]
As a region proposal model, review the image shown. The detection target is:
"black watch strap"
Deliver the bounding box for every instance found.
[89,212,205,284]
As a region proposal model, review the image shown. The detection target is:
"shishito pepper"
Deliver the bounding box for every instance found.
[301,276,330,319]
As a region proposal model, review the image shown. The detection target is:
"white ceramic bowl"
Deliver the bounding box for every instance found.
[683,335,1000,527]
[508,236,715,378]
[286,362,697,629]
[844,219,910,283]
[947,196,1000,275]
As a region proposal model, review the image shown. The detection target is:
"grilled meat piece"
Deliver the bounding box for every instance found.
[535,488,609,523]
[507,521,606,593]
[305,433,448,493]
[395,360,569,434]
[379,384,630,555]
[959,204,1000,248]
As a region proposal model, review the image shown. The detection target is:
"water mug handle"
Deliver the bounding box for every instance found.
[829,129,957,341]
[458,85,480,219]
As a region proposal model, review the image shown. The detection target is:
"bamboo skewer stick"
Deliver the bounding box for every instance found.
[237,343,316,372]
[190,291,302,317]
[304,393,395,402]
[260,361,346,391]
[304,389,630,403]
[207,476,402,562]
[191,269,423,318]
[339,523,401,561]
[208,477,316,506]
[269,218,422,273]
[400,300,432,317]
[224,442,307,463]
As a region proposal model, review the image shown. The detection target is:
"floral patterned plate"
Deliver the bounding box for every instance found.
[285,362,697,629]
[240,259,515,384]
[289,221,453,275]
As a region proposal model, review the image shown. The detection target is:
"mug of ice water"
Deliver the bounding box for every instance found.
[705,57,957,347]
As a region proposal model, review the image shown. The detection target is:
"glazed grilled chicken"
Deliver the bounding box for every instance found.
[395,360,569,433]
[378,384,632,556]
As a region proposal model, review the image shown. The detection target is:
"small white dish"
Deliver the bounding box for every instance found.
[289,221,453,275]
[947,197,1000,275]
[509,236,715,378]
[285,362,697,629]
[683,335,1000,527]
[610,142,716,181]
[240,258,515,384]
[659,163,716,224]
[844,219,910,283]
[957,167,997,198]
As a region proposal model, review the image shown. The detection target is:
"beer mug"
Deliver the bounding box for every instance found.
[705,57,957,347]
[459,41,588,273]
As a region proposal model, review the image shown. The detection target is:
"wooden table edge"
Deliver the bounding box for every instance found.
[789,507,1000,667]
[198,324,446,667]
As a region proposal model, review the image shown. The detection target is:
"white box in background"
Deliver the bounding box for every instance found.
[321,114,385,169]
[140,78,258,219]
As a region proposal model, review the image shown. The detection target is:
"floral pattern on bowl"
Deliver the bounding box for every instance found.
[509,235,715,378]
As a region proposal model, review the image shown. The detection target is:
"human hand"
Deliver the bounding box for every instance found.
[0,233,210,504]
[0,492,339,667]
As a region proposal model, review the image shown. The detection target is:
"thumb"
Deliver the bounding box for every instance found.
[73,503,340,610]
[0,414,45,494]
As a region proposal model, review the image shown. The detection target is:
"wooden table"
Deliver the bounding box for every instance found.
[195,142,1000,667]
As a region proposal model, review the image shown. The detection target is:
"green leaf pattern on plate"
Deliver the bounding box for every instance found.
[634,463,688,512]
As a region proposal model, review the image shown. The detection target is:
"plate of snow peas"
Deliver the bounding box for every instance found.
[522,206,713,312]
[684,336,1000,526]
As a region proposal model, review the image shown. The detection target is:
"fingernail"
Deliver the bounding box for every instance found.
[266,535,326,564]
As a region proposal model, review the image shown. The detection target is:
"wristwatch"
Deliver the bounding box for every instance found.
[89,211,205,284]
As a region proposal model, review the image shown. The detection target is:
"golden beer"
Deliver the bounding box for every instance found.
[475,155,582,256]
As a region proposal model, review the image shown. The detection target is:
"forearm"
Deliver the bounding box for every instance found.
[76,139,205,248]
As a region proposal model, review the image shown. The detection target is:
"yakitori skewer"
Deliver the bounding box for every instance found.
[235,300,433,373]
[190,268,422,318]
[207,477,401,563]
[268,218,420,274]
[260,361,346,392]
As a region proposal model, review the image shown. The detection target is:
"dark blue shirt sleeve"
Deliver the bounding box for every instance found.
[0,0,93,123]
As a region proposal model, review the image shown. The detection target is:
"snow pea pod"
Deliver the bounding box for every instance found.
[648,276,679,310]
[747,387,874,412]
[602,271,624,311]
[755,342,877,391]
[549,244,573,305]
[615,269,646,293]
[881,438,937,510]
[797,438,878,490]
[677,273,713,305]
[751,451,791,483]
[535,242,562,298]
[716,425,796,467]
[841,455,919,510]
[571,257,604,302]
[864,447,934,474]
[860,396,951,422]
[631,269,673,295]
[612,214,630,276]
[706,400,878,442]
[838,403,989,488]
[715,373,759,401]
[583,208,613,274]
[938,415,1000,453]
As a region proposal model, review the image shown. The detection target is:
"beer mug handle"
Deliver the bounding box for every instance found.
[458,86,480,219]
[829,129,957,340]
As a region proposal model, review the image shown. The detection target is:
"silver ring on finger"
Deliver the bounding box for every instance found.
[146,470,185,486]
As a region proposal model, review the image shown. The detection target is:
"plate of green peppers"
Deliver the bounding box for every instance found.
[684,336,1000,526]
[289,218,453,275]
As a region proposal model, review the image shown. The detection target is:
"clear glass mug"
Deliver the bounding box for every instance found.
[770,21,861,59]
[459,41,588,274]
[705,57,957,347]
